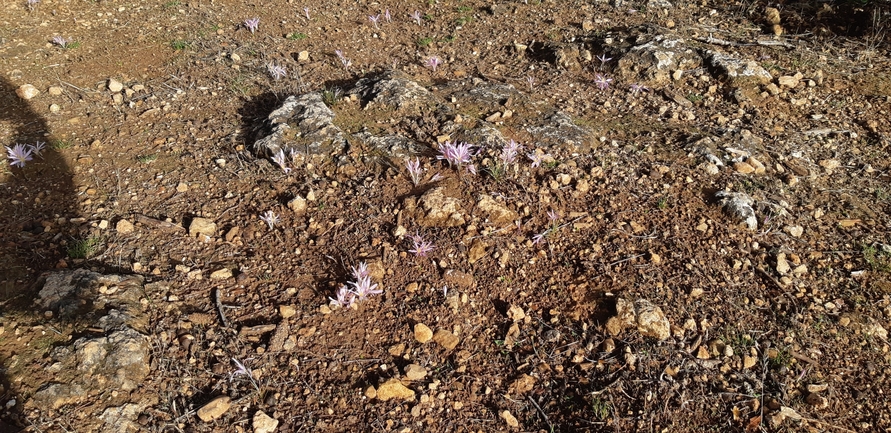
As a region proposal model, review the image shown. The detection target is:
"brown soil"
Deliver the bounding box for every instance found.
[1,0,891,432]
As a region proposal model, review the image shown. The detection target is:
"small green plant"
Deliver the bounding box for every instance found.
[686,93,703,103]
[543,159,560,170]
[67,236,101,259]
[321,88,342,107]
[137,154,158,163]
[50,139,71,149]
[769,346,792,369]
[456,6,473,13]
[288,32,308,40]
[417,37,434,47]
[170,40,189,50]
[862,243,891,273]
[656,195,670,209]
[589,397,612,420]
[163,0,181,8]
[442,35,457,43]
[721,330,755,354]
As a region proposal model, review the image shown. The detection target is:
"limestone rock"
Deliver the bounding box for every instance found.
[414,323,433,343]
[433,329,460,350]
[417,187,466,227]
[526,111,594,150]
[189,217,217,238]
[210,268,233,280]
[37,269,145,318]
[606,298,671,341]
[287,196,307,216]
[252,410,279,433]
[404,364,428,381]
[16,84,40,100]
[351,71,442,113]
[633,299,671,340]
[352,131,421,159]
[507,304,526,321]
[764,7,781,25]
[617,35,701,87]
[706,50,773,88]
[116,219,134,234]
[252,93,347,160]
[107,78,124,93]
[35,328,150,409]
[99,403,148,433]
[508,374,536,395]
[477,194,518,227]
[715,191,757,230]
[500,410,519,428]
[442,269,474,289]
[197,396,231,422]
[777,75,799,88]
[467,239,488,264]
[376,378,415,401]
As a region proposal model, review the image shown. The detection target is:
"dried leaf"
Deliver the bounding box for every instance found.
[745,415,762,432]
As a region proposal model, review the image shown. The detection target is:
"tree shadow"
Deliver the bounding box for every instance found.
[0,76,76,430]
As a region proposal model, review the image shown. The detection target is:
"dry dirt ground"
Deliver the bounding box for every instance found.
[2,0,891,432]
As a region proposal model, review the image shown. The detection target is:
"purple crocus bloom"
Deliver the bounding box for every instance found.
[408,233,435,257]
[244,18,260,33]
[406,157,423,186]
[629,83,648,95]
[436,141,474,168]
[267,63,287,81]
[410,11,422,25]
[425,56,441,72]
[330,285,356,308]
[259,210,280,230]
[595,74,613,90]
[30,141,46,157]
[6,144,33,168]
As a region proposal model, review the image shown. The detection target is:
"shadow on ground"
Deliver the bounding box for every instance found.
[0,76,76,431]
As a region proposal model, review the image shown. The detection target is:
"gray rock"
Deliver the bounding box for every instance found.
[527,42,583,71]
[31,271,151,412]
[351,71,442,112]
[352,131,423,158]
[618,35,701,87]
[705,50,773,88]
[253,93,347,159]
[715,190,758,230]
[526,111,594,150]
[690,137,724,167]
[647,0,673,8]
[445,122,508,150]
[464,83,524,108]
[35,328,149,409]
[99,403,145,433]
[37,269,144,320]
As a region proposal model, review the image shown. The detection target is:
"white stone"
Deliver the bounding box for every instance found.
[252,410,279,433]
[16,84,40,100]
[108,78,123,93]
